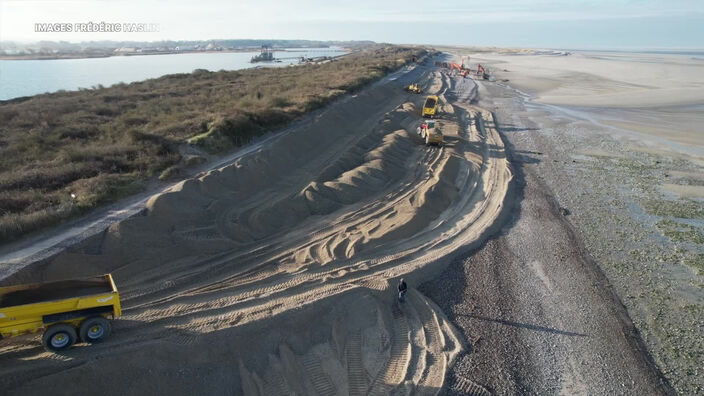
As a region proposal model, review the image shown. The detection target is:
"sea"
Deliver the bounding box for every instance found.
[0,48,345,101]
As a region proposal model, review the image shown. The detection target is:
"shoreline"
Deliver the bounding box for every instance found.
[0,47,348,61]
[0,49,351,102]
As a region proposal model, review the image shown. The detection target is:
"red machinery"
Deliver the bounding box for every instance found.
[437,59,480,79]
[460,55,470,70]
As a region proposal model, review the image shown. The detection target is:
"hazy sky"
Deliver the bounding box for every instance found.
[1,0,703,49]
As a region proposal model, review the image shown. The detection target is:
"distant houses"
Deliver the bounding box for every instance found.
[174,43,223,52]
[0,40,348,59]
[112,43,222,55]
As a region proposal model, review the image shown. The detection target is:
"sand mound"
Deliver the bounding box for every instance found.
[0,66,513,395]
[236,288,463,396]
[238,127,415,241]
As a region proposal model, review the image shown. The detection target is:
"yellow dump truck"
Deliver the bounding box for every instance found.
[0,274,121,352]
[422,95,439,118]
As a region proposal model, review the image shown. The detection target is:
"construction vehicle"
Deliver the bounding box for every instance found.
[449,62,463,73]
[422,95,439,118]
[0,274,121,352]
[425,127,443,145]
[477,64,488,79]
[417,119,435,137]
[405,83,422,94]
[418,120,443,145]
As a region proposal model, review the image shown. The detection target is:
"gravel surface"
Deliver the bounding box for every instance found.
[420,160,673,395]
[419,79,678,395]
[481,79,704,394]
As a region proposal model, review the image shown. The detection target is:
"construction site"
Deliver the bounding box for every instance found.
[1,48,698,395]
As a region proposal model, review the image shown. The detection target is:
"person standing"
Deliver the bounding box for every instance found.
[398,278,408,302]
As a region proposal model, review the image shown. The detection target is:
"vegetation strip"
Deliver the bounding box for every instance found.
[0,46,426,243]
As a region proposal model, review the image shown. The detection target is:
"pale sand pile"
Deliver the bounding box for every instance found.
[0,65,513,395]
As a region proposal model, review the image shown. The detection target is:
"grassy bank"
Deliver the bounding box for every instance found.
[0,45,427,243]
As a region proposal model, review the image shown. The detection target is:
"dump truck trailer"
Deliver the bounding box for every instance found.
[0,274,121,352]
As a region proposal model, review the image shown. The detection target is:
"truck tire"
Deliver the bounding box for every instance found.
[43,324,77,352]
[79,316,111,343]
[425,135,430,145]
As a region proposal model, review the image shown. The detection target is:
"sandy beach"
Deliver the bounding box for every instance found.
[0,49,701,394]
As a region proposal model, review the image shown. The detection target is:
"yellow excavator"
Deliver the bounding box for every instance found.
[405,83,422,94]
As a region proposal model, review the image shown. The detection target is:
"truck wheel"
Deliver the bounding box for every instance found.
[43,324,77,352]
[425,135,430,145]
[80,316,111,343]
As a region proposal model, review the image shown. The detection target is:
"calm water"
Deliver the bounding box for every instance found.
[0,48,345,100]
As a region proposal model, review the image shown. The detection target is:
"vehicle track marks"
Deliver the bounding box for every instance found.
[346,331,367,396]
[368,304,411,395]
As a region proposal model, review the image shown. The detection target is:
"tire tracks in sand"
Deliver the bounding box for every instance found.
[0,65,513,395]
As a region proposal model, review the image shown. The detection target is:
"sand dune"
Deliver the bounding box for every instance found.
[0,62,513,395]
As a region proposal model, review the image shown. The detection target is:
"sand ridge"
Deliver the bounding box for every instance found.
[0,60,513,395]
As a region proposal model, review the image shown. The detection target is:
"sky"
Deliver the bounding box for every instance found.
[1,0,703,49]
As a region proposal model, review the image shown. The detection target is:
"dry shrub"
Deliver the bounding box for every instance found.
[0,45,426,242]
